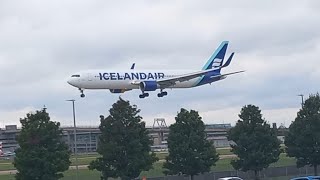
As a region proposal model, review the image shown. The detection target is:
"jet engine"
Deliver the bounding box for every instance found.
[139,81,159,91]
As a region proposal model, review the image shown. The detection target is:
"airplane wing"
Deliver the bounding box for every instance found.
[156,69,219,87]
[131,68,218,87]
[209,70,245,79]
[130,63,135,70]
[131,69,245,88]
[157,70,245,87]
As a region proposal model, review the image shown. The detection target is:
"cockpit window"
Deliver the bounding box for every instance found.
[71,75,80,77]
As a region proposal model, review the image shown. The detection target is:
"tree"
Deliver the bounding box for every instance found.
[163,108,219,180]
[13,108,71,180]
[285,93,320,175]
[89,97,157,180]
[228,105,281,179]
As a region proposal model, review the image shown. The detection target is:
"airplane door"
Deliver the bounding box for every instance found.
[87,73,93,81]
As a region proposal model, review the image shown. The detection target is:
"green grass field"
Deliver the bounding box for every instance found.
[0,150,297,179]
[0,172,297,180]
[0,154,100,171]
[216,148,234,155]
[0,168,298,180]
[0,149,234,171]
[0,169,102,180]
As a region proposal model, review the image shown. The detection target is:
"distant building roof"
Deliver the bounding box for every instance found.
[205,124,232,129]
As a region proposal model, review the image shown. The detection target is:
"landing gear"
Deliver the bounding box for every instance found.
[79,88,85,98]
[138,89,167,98]
[139,93,149,98]
[157,90,168,97]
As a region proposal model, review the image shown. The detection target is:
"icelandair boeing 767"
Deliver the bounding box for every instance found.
[67,41,244,98]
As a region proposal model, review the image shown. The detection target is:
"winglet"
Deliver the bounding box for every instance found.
[222,52,234,68]
[130,63,135,70]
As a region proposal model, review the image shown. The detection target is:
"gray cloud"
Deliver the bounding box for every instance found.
[0,0,319,127]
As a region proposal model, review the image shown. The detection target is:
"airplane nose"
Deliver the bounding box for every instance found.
[67,77,80,87]
[67,78,74,86]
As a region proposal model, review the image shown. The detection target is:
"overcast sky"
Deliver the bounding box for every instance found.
[0,0,319,128]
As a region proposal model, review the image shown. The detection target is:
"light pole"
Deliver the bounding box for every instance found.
[298,94,304,108]
[66,99,78,180]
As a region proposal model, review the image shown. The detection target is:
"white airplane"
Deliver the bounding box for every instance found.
[67,41,244,98]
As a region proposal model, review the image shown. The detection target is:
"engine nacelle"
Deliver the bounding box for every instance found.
[139,81,159,92]
[109,89,131,93]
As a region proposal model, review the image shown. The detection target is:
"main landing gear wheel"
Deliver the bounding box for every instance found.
[139,93,149,98]
[157,90,168,97]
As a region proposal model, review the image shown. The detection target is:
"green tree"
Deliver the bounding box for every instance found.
[285,93,320,175]
[228,105,281,179]
[89,97,157,180]
[13,108,71,180]
[163,108,219,180]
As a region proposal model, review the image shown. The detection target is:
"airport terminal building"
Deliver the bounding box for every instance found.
[0,123,233,153]
[0,122,285,153]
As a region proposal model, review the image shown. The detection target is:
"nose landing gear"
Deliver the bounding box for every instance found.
[79,88,85,98]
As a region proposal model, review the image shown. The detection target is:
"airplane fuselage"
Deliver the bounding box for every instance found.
[67,70,216,90]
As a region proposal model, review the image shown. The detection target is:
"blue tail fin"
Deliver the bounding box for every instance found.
[202,41,228,73]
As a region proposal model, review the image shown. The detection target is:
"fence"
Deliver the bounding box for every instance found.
[145,165,320,180]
